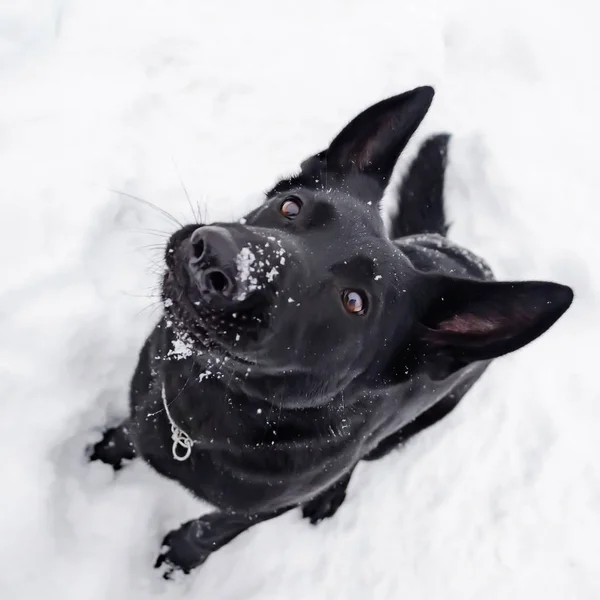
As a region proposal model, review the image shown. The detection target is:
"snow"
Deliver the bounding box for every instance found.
[234,246,259,300]
[235,240,283,299]
[235,247,256,286]
[166,333,194,361]
[0,0,599,599]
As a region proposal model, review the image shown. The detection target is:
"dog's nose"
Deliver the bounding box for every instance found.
[189,226,239,300]
[190,225,237,261]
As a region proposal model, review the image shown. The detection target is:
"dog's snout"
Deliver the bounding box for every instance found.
[188,226,240,301]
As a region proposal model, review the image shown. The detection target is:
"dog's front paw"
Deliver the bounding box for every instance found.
[302,476,350,525]
[88,425,136,471]
[154,526,209,579]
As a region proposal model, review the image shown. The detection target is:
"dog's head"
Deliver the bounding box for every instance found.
[163,87,573,407]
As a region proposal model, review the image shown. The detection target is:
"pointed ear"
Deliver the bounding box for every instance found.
[301,86,434,187]
[419,277,573,362]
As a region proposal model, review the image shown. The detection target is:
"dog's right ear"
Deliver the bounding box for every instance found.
[301,86,434,192]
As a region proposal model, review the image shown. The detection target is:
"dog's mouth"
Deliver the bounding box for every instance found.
[163,270,270,350]
[161,225,280,361]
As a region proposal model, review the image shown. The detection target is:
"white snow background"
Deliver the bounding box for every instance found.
[1,0,599,598]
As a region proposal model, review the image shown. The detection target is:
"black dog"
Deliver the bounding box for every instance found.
[90,86,573,576]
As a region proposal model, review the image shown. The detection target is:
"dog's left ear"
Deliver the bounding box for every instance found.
[417,276,574,364]
[301,86,434,190]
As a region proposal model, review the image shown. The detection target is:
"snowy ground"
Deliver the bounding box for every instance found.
[1,0,599,598]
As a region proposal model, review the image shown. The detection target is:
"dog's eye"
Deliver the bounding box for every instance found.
[341,290,367,315]
[280,196,302,219]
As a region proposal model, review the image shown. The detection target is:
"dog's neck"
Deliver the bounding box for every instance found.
[154,322,365,449]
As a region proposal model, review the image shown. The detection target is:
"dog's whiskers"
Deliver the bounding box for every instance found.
[170,156,200,225]
[120,289,161,299]
[137,243,168,253]
[111,189,183,227]
[128,227,173,238]
[135,300,164,319]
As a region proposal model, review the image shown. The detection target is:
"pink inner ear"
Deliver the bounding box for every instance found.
[433,301,536,337]
[435,313,502,335]
[351,114,399,171]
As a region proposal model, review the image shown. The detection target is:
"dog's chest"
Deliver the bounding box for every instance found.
[133,378,365,513]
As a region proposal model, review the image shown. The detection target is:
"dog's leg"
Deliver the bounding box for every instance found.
[155,508,288,577]
[89,421,136,470]
[363,391,467,462]
[302,472,352,524]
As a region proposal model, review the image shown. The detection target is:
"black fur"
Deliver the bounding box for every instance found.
[89,86,573,578]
